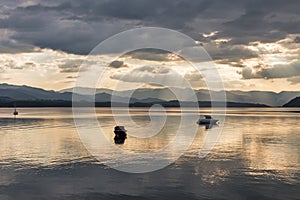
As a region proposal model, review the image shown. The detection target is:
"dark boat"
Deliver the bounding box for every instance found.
[197,115,219,125]
[13,103,18,116]
[197,115,219,129]
[13,109,18,116]
[114,126,127,144]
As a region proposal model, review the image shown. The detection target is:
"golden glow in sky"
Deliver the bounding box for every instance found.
[0,34,299,92]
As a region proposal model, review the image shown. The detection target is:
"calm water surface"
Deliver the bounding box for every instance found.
[0,108,299,200]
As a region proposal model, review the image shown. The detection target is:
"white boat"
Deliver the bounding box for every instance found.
[197,115,219,125]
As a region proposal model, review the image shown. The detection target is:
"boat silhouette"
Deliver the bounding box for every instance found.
[197,115,219,129]
[13,103,18,116]
[114,126,127,144]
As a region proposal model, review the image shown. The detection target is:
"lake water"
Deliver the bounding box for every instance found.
[0,108,299,200]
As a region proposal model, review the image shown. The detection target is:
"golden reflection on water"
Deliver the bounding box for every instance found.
[0,108,299,183]
[100,116,182,152]
[208,115,300,183]
[0,119,90,168]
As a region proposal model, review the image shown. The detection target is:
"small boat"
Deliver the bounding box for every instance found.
[197,115,219,125]
[13,110,18,116]
[114,126,127,144]
[13,103,18,116]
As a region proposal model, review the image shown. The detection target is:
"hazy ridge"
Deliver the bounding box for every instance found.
[1,83,299,107]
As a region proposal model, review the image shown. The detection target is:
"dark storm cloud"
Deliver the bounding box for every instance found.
[0,1,127,54]
[109,60,127,68]
[1,0,212,54]
[206,45,258,66]
[0,0,299,56]
[0,11,49,32]
[219,0,300,44]
[126,49,174,62]
[58,59,97,73]
[10,20,124,55]
[16,0,212,27]
[0,39,36,53]
[241,61,300,80]
[58,59,83,73]
[129,51,169,61]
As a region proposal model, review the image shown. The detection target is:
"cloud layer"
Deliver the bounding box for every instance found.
[0,0,299,89]
[1,0,299,54]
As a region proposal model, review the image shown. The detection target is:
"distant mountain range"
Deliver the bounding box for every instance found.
[0,83,300,107]
[283,97,300,107]
[62,86,300,107]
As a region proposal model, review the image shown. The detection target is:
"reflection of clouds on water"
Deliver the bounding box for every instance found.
[0,118,72,131]
[1,158,298,200]
[0,117,90,170]
[208,116,300,184]
[100,115,181,153]
[0,108,299,199]
[201,168,230,185]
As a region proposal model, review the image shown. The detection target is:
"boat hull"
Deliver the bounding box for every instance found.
[197,119,219,125]
[114,131,127,144]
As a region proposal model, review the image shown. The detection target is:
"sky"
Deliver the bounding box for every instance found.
[0,0,299,92]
